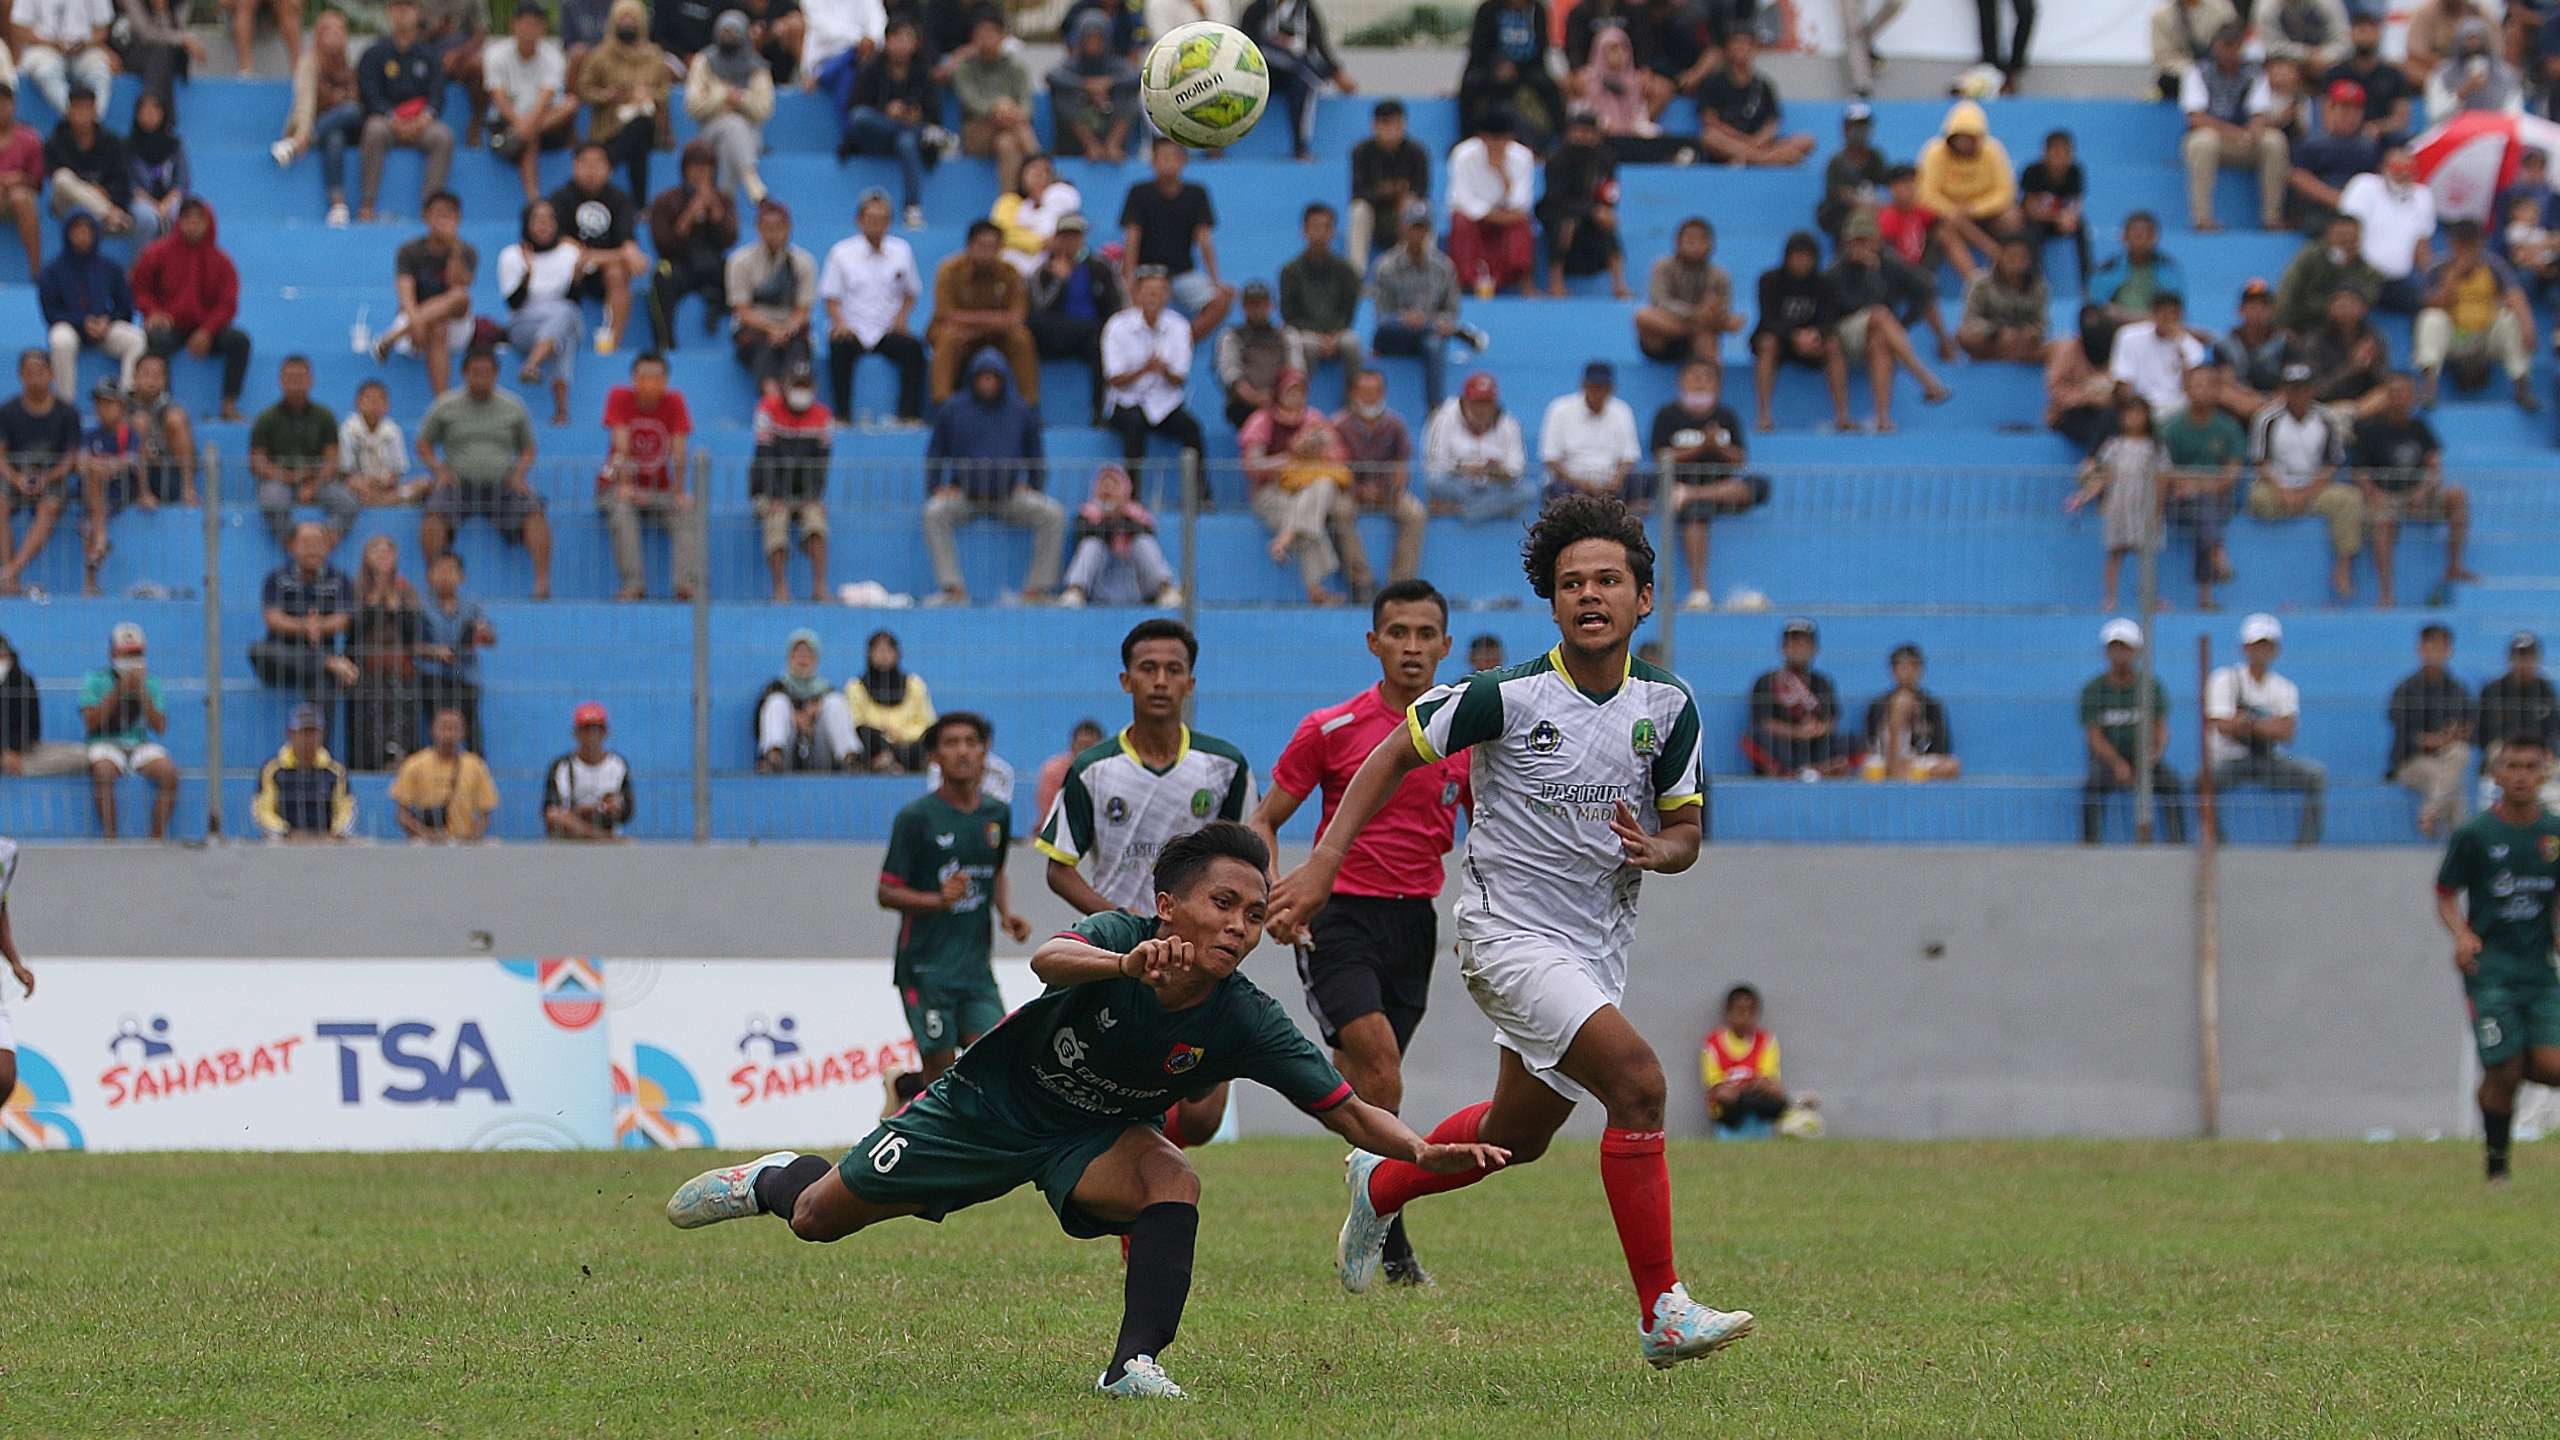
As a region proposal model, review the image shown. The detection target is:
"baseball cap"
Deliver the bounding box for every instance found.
[1240,279,1271,301]
[2100,618,2144,649]
[1781,617,1818,640]
[2239,277,2272,302]
[783,356,815,387]
[1844,101,1874,125]
[288,702,324,731]
[1582,360,1614,385]
[2512,630,2542,654]
[2326,78,2366,107]
[2240,613,2283,645]
[1400,197,1433,227]
[573,701,609,729]
[2279,360,2315,384]
[1460,372,1497,402]
[110,621,145,654]
[1056,212,1089,233]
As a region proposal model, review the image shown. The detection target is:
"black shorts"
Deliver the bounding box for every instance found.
[1298,894,1437,1050]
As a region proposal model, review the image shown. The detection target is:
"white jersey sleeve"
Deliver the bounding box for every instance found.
[1409,673,1505,762]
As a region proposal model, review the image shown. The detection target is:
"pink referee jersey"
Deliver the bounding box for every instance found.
[1271,684,1471,900]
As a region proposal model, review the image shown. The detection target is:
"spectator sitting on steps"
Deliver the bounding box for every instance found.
[81,621,179,839]
[252,702,354,842]
[1702,984,1812,1134]
[392,705,501,842]
[1746,617,1853,778]
[1861,643,1960,781]
[544,700,634,841]
[758,628,862,772]
[849,628,935,773]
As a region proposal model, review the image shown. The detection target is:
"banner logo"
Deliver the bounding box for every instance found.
[614,1044,715,1149]
[1,1045,83,1151]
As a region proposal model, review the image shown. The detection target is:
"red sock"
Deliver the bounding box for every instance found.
[1599,1127,1679,1322]
[1365,1101,1495,1214]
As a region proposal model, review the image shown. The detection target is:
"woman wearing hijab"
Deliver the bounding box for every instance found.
[687,10,777,205]
[2425,17,2521,122]
[498,200,585,425]
[846,629,936,773]
[757,628,862,772]
[124,91,188,243]
[577,0,674,202]
[1044,12,1137,164]
[1573,26,1680,160]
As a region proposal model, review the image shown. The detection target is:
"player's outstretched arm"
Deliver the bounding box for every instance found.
[1318,1095,1510,1174]
[1032,933,1192,989]
[1270,729,1431,939]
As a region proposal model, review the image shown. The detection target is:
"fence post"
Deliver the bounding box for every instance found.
[1178,450,1200,634]
[200,443,224,840]
[691,452,712,844]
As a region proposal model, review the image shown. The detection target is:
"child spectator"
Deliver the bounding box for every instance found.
[1875,165,1934,270]
[1861,643,1960,781]
[1701,984,1801,1132]
[2019,129,2089,292]
[76,379,145,596]
[1061,462,1177,608]
[750,358,833,602]
[414,551,492,749]
[339,379,419,507]
[2068,396,2163,614]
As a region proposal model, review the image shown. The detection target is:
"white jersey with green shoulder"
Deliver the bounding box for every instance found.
[1035,726,1257,915]
[0,836,18,907]
[1409,647,1704,962]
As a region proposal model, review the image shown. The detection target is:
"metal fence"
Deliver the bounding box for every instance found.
[12,445,2557,847]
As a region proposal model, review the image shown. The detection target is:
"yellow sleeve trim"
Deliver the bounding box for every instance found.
[1655,794,1705,811]
[1033,838,1080,866]
[1406,710,1444,765]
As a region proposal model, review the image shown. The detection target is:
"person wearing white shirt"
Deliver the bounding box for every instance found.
[2177,25,2286,231]
[817,189,926,421]
[10,0,112,114]
[482,7,576,206]
[1445,112,1536,298]
[2106,291,2209,417]
[337,379,418,507]
[2245,362,2364,603]
[1101,267,1207,473]
[498,199,586,425]
[1538,361,1641,499]
[2337,148,2436,310]
[801,0,887,96]
[2204,612,2325,844]
[1423,373,1530,521]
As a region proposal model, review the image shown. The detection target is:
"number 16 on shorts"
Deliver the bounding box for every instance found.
[868,1132,908,1173]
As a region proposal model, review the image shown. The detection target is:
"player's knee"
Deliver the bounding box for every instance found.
[1139,1150,1202,1206]
[1601,1066,1669,1129]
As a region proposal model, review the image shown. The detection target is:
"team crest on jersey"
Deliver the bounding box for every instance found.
[1189,787,1215,819]
[1528,721,1563,755]
[1631,718,1660,757]
[985,821,1003,848]
[2543,835,2559,863]
[1106,796,1130,824]
[1164,1043,1204,1075]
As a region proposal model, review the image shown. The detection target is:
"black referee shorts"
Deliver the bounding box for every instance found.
[1297,894,1439,1051]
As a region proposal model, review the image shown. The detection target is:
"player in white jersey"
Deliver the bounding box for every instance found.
[0,838,33,1108]
[1271,494,1753,1369]
[1038,618,1258,1145]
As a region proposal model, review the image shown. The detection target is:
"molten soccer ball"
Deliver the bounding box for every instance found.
[1141,21,1270,151]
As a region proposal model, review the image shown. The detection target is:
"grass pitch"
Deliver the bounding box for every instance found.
[5,1138,2555,1438]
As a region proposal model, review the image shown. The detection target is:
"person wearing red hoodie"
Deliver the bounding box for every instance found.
[132,198,253,422]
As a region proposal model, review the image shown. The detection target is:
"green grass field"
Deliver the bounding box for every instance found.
[6,1139,2556,1437]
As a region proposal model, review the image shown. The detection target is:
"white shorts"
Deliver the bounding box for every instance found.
[87,740,170,774]
[1458,933,1623,1103]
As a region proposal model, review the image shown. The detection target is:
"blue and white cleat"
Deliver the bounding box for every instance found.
[1640,1284,1755,1369]
[665,1150,799,1229]
[1336,1149,1394,1293]
[1097,1356,1187,1398]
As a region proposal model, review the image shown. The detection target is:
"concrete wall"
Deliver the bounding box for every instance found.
[11,843,2464,1140]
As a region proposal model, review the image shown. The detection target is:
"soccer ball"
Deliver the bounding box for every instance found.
[1141,21,1270,151]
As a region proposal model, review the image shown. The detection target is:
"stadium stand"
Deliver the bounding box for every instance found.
[3,53,2557,846]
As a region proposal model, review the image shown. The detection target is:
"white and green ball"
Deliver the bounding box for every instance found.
[1140,21,1271,151]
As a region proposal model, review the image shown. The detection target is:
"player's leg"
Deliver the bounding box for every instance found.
[905,986,960,1082]
[1553,1004,1753,1363]
[1340,1045,1572,1291]
[2471,980,2528,1183]
[1063,1125,1201,1397]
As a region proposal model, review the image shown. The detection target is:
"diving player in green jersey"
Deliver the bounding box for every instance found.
[878,712,1031,1083]
[2435,733,2560,1185]
[665,823,1508,1399]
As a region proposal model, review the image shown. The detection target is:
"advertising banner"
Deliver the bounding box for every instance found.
[2,958,613,1152]
[604,958,1043,1154]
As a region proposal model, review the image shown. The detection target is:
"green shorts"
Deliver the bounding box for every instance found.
[838,1076,1150,1239]
[900,977,1007,1056]
[2465,959,2560,1067]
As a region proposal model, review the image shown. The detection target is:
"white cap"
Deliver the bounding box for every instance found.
[2239,613,2283,645]
[2100,618,2143,649]
[110,621,145,653]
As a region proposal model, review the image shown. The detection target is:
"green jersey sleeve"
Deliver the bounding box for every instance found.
[1229,987,1353,1113]
[1036,762,1096,866]
[1409,673,1504,762]
[2077,679,2103,729]
[2437,827,2479,894]
[1652,684,1705,810]
[992,801,1014,870]
[882,804,926,888]
[1066,909,1157,955]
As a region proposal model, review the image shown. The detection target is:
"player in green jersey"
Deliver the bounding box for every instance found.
[878,713,1031,1082]
[665,823,1507,1399]
[2436,733,2560,1184]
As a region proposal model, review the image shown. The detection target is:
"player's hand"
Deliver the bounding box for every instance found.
[8,958,31,998]
[1123,937,1196,987]
[1415,1140,1508,1174]
[938,871,970,909]
[1268,860,1336,942]
[1610,801,1675,871]
[2453,929,2484,976]
[1000,910,1032,943]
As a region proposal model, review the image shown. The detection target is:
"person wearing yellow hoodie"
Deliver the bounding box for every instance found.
[1915,99,2019,284]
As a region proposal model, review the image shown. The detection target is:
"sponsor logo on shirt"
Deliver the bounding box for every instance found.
[1528,720,1563,755]
[1164,1043,1204,1075]
[985,821,1003,848]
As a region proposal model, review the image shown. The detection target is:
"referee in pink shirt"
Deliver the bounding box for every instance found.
[1252,578,1471,1286]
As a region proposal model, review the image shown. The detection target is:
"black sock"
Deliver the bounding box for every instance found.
[1383,1211,1415,1267]
[753,1155,832,1219]
[1104,1201,1198,1386]
[2485,1108,2514,1167]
